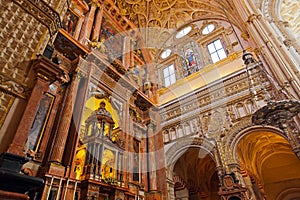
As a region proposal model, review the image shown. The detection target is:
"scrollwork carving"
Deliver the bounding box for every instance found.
[0,73,27,98]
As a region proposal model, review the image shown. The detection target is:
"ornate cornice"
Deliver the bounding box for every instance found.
[12,0,61,36]
[54,29,90,61]
[32,55,70,84]
[160,64,268,123]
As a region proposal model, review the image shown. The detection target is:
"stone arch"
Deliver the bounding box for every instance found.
[173,175,187,190]
[224,115,300,199]
[275,187,300,200]
[165,137,216,173]
[224,116,286,163]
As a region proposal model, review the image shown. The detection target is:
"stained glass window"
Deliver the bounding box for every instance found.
[180,42,202,77]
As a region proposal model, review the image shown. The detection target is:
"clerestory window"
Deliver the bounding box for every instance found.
[207,39,227,63]
[163,64,176,87]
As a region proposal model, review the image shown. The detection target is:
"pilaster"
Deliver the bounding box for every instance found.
[7,56,68,156]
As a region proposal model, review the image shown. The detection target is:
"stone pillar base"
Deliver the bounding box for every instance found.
[44,162,65,177]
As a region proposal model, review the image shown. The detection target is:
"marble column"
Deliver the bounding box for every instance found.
[91,7,104,42]
[7,77,49,156]
[79,1,99,44]
[74,16,85,40]
[123,36,131,70]
[147,122,157,191]
[49,73,81,163]
[141,130,148,190]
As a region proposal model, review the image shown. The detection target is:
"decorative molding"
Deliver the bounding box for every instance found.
[160,64,270,124]
[0,73,27,99]
[252,100,300,127]
[225,115,252,146]
[12,0,61,36]
[0,94,15,129]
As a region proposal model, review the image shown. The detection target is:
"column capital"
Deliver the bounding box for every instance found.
[247,14,258,23]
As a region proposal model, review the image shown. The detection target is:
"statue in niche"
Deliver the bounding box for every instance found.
[97,38,107,53]
[89,38,107,53]
[201,112,211,134]
[129,107,142,123]
[207,110,224,139]
[93,101,112,118]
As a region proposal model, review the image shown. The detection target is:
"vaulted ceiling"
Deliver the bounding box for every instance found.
[111,0,300,54]
[112,0,244,57]
[114,0,237,29]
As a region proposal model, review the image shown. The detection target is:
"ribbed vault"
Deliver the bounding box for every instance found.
[237,131,300,199]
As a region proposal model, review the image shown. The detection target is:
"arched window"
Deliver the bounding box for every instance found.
[161,49,172,59]
[202,24,215,35]
[176,26,192,39]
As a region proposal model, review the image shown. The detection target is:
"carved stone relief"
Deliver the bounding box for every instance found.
[280,0,300,42]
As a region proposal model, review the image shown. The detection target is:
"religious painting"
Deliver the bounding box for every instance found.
[185,49,197,69]
[62,10,78,37]
[27,93,54,152]
[99,18,124,60]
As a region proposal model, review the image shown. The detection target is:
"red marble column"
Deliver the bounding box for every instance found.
[147,122,157,191]
[91,7,104,42]
[7,77,49,156]
[0,190,29,200]
[6,56,69,156]
[49,73,81,163]
[79,1,99,44]
[141,130,148,190]
[123,102,130,187]
[74,16,85,40]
